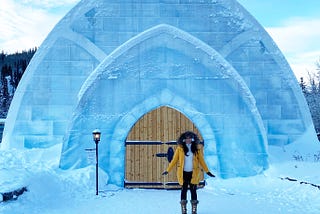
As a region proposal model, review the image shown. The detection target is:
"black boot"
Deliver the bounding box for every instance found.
[180,200,187,214]
[191,200,199,214]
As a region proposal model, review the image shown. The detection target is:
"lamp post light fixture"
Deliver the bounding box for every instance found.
[92,129,101,195]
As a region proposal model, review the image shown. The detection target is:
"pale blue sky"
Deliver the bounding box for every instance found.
[238,0,320,26]
[238,0,320,79]
[0,0,319,79]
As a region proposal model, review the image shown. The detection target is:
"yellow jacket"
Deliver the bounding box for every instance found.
[166,145,209,185]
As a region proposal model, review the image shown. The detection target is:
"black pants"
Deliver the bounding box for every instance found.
[181,171,197,201]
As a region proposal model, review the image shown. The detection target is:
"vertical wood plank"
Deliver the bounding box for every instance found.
[163,106,169,142]
[167,107,171,142]
[125,106,205,188]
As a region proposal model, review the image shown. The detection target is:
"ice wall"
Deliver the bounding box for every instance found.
[60,24,269,184]
[1,0,318,184]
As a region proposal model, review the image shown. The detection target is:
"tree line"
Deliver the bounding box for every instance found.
[0,49,320,134]
[299,59,320,134]
[0,48,37,117]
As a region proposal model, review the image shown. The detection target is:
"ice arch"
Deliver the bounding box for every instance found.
[60,24,268,185]
[2,0,317,151]
[2,0,318,186]
[219,28,313,145]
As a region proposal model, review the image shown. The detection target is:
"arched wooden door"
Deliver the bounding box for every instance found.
[125,106,205,189]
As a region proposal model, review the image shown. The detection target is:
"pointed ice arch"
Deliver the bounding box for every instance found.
[2,0,318,187]
[3,0,317,151]
[60,24,268,185]
[219,28,313,145]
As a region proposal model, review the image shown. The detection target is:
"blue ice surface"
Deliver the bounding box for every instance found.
[2,0,318,187]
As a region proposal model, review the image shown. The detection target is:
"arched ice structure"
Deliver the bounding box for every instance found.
[1,0,318,186]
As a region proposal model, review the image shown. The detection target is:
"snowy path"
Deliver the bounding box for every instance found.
[1,146,320,213]
[1,178,319,214]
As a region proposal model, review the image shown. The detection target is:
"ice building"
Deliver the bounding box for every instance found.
[1,0,318,187]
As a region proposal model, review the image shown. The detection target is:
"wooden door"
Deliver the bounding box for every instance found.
[125,106,205,189]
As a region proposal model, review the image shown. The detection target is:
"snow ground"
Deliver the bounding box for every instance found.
[1,144,320,214]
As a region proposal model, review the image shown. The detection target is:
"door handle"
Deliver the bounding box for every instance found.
[155,147,174,162]
[155,153,167,158]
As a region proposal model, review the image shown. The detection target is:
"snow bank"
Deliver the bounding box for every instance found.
[1,143,320,213]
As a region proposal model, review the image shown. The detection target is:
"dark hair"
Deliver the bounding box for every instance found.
[177,131,199,156]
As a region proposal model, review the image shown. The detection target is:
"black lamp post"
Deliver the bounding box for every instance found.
[92,129,101,195]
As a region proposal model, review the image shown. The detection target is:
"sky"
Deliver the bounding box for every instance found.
[0,0,319,80]
[237,0,320,80]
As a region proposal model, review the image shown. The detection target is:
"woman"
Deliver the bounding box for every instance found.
[162,131,215,214]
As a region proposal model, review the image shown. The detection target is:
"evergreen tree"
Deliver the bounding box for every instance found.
[0,48,36,117]
[300,58,320,134]
[300,77,307,94]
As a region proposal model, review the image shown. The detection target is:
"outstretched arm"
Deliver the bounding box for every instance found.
[198,150,215,177]
[206,171,215,177]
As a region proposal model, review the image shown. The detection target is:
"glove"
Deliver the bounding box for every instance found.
[207,172,215,177]
[162,171,168,175]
